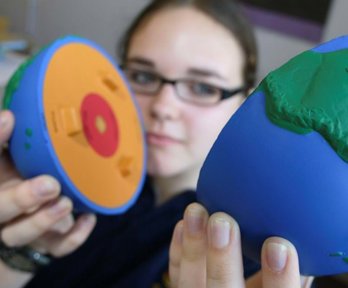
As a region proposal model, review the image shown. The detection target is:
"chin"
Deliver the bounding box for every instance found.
[147,165,179,178]
[146,159,186,178]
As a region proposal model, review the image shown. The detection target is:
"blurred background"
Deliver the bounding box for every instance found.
[0,0,347,80]
[0,0,348,286]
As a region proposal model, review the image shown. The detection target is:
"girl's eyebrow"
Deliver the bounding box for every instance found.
[125,57,227,81]
[187,68,226,80]
[125,57,155,67]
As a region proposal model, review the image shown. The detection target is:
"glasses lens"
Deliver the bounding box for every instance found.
[177,81,220,105]
[124,69,160,94]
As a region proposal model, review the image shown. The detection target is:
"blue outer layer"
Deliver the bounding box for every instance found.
[197,36,348,276]
[8,35,146,215]
[312,35,348,53]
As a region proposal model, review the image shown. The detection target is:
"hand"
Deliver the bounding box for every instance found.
[169,202,314,288]
[0,110,96,259]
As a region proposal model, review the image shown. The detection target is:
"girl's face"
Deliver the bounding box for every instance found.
[126,7,245,178]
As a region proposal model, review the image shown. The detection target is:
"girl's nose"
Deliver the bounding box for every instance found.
[150,83,181,121]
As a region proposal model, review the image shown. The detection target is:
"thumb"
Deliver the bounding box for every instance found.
[261,237,301,288]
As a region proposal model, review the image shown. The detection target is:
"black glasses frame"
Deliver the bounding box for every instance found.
[121,66,247,104]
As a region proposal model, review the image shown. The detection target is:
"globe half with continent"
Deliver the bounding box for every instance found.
[197,35,348,276]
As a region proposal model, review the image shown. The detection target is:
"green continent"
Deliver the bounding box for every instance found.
[2,35,81,109]
[3,56,35,109]
[261,49,348,162]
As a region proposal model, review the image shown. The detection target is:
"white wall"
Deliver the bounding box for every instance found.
[0,0,150,57]
[0,0,26,32]
[0,0,348,80]
[255,28,314,80]
[322,0,348,40]
[253,0,348,79]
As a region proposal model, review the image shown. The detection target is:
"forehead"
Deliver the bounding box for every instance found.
[127,7,245,79]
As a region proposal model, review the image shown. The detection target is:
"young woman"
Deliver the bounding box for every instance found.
[0,0,312,287]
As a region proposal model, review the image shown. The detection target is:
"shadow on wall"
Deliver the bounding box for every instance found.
[240,0,332,42]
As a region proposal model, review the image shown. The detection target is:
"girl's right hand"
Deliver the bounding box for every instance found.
[0,110,96,263]
[169,202,314,288]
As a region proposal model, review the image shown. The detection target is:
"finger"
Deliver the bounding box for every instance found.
[0,148,20,185]
[246,271,262,288]
[206,213,245,288]
[301,276,314,288]
[1,196,73,246]
[0,110,14,147]
[44,213,96,257]
[0,177,21,190]
[178,203,209,288]
[0,175,60,222]
[169,220,184,288]
[261,237,301,288]
[50,213,74,234]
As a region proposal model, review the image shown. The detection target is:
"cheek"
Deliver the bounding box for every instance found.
[186,112,229,152]
[135,97,151,125]
[187,103,241,153]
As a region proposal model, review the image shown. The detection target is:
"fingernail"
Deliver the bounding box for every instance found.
[186,206,205,235]
[33,178,59,198]
[266,242,288,272]
[78,214,96,229]
[48,197,72,216]
[0,112,8,130]
[210,217,231,249]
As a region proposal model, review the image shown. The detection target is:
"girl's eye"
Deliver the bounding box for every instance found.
[190,82,218,97]
[129,70,158,85]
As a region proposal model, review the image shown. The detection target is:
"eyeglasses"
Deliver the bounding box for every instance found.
[122,67,246,106]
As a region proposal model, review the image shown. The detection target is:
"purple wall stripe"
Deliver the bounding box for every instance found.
[242,4,323,42]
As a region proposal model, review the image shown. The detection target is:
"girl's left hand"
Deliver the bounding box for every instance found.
[169,202,314,288]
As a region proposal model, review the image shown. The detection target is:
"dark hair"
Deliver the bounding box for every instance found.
[118,0,258,92]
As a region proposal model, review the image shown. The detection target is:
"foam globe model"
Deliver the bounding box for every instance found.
[197,35,348,276]
[3,35,146,215]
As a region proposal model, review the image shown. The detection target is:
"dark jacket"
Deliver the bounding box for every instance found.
[25,177,259,288]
